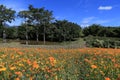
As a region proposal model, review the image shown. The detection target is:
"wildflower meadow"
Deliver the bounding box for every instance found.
[0,48,120,80]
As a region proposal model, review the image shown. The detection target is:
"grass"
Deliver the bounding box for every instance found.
[0,38,86,48]
[0,48,119,80]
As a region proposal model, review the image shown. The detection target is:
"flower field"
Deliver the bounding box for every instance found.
[0,48,120,80]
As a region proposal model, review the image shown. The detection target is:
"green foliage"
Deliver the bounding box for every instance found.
[0,25,4,38]
[1,4,120,44]
[0,4,16,40]
[28,5,54,43]
[85,36,120,48]
[83,24,120,38]
[0,5,16,26]
[17,26,26,39]
[49,20,82,42]
[17,20,82,42]
[6,27,18,39]
[83,24,102,36]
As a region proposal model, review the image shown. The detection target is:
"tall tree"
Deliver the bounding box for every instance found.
[42,10,54,44]
[28,5,54,44]
[28,5,43,43]
[18,10,31,45]
[52,20,81,42]
[83,24,102,36]
[0,5,16,42]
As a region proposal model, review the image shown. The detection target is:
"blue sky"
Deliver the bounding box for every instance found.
[0,0,120,27]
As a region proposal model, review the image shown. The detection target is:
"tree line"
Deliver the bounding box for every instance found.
[0,4,82,44]
[1,4,120,44]
[83,24,120,37]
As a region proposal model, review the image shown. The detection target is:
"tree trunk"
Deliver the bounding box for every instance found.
[43,24,46,45]
[3,30,6,43]
[0,21,2,26]
[36,31,39,42]
[25,31,28,45]
[2,22,6,43]
[25,21,28,45]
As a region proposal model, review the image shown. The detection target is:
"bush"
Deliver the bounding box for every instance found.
[85,36,120,48]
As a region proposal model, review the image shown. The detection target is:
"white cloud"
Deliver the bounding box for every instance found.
[5,4,27,12]
[81,24,90,27]
[81,17,96,24]
[80,16,95,27]
[0,0,27,12]
[95,20,110,24]
[98,6,112,10]
[55,16,67,20]
[80,16,111,27]
[55,16,62,20]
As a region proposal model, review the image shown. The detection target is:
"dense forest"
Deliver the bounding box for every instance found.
[83,24,120,37]
[0,4,120,44]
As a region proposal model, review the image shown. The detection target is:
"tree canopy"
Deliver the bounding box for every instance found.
[0,5,16,26]
[3,4,120,43]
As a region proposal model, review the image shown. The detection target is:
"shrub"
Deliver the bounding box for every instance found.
[85,36,120,48]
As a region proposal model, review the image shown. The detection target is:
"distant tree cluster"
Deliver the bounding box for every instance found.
[83,24,120,48]
[0,4,82,43]
[83,24,120,37]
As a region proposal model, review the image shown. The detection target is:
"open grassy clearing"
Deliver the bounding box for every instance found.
[0,38,86,48]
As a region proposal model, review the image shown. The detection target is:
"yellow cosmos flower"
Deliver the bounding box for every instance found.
[0,67,6,71]
[18,63,24,67]
[10,67,16,70]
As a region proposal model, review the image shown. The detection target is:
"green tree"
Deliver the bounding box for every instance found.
[0,5,16,42]
[28,5,54,44]
[42,10,54,44]
[18,10,31,45]
[83,24,102,36]
[18,25,26,40]
[52,20,81,42]
[6,27,18,39]
[113,27,120,37]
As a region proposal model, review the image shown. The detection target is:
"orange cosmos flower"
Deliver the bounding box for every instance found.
[84,58,91,63]
[30,77,33,80]
[15,77,20,80]
[49,57,55,61]
[33,61,39,69]
[91,65,97,69]
[15,71,23,77]
[49,57,56,66]
[27,59,31,65]
[117,78,120,80]
[18,51,23,55]
[105,77,111,80]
